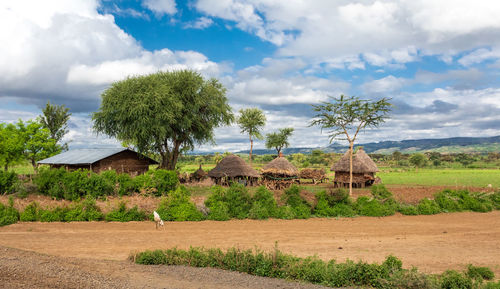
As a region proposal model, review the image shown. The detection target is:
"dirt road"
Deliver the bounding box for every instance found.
[1,211,499,276]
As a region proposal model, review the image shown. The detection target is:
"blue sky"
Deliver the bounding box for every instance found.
[1,0,500,152]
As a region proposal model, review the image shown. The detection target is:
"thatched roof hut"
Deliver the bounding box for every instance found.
[261,157,299,176]
[331,148,379,188]
[261,156,299,190]
[331,148,378,173]
[208,154,260,186]
[191,164,208,181]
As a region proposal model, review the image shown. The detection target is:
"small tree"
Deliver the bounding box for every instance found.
[408,153,427,172]
[455,153,474,167]
[237,108,266,163]
[93,70,234,170]
[0,122,25,171]
[38,101,71,150]
[265,128,294,155]
[310,95,391,196]
[18,120,61,170]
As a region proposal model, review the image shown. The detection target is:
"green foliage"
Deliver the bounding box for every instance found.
[205,184,252,219]
[434,190,494,213]
[39,207,68,222]
[0,200,19,226]
[282,185,311,219]
[105,202,147,222]
[117,173,135,196]
[0,122,25,170]
[417,198,442,215]
[465,265,494,281]
[64,198,103,221]
[237,108,266,140]
[440,270,473,289]
[314,190,355,217]
[149,169,179,196]
[355,196,396,217]
[409,153,427,170]
[92,70,234,170]
[371,184,393,200]
[155,186,203,221]
[399,204,419,215]
[38,101,71,148]
[19,120,61,169]
[0,170,17,194]
[249,186,278,219]
[490,192,500,210]
[265,128,294,154]
[20,201,40,221]
[275,205,296,219]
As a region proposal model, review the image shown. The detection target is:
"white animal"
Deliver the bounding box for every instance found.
[153,211,164,230]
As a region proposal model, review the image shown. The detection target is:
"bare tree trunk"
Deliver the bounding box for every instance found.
[249,135,253,164]
[349,142,354,196]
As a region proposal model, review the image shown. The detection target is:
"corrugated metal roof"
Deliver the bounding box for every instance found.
[38,148,133,165]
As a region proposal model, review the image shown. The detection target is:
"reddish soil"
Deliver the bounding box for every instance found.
[1,211,499,277]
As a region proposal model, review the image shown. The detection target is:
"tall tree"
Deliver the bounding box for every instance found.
[39,101,71,149]
[92,70,234,170]
[0,122,25,171]
[265,128,294,155]
[311,95,391,196]
[237,108,266,163]
[18,120,61,169]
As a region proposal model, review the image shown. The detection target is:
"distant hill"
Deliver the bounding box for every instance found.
[236,135,500,155]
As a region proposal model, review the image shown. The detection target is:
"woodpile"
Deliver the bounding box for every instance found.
[299,168,327,184]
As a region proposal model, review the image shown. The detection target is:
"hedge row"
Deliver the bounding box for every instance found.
[31,167,178,200]
[133,247,500,289]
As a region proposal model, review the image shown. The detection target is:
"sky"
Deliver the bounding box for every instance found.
[1,0,500,152]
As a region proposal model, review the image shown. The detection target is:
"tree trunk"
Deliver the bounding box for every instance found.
[349,142,354,196]
[249,136,253,164]
[4,164,7,171]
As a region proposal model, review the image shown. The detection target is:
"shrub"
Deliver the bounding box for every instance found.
[155,186,203,221]
[330,203,356,217]
[148,169,178,196]
[275,205,295,219]
[440,270,473,289]
[20,201,40,221]
[134,250,168,265]
[434,190,494,213]
[105,202,147,222]
[100,170,118,185]
[371,184,393,200]
[417,198,441,215]
[249,186,278,219]
[64,197,103,221]
[490,192,500,210]
[355,196,396,217]
[39,207,68,222]
[0,170,17,194]
[282,185,311,219]
[205,184,252,219]
[117,173,136,196]
[0,199,19,226]
[206,201,230,221]
[465,265,494,281]
[399,204,419,215]
[34,167,66,198]
[325,187,352,205]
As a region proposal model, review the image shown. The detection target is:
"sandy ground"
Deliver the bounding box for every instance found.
[1,211,500,277]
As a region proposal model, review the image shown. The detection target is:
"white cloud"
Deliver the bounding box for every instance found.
[142,0,177,17]
[184,16,214,29]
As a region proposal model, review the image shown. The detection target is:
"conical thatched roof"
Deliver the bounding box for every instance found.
[192,164,207,178]
[261,156,299,176]
[331,148,379,173]
[208,155,260,178]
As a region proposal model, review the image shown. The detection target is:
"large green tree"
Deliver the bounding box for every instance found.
[39,101,71,149]
[0,122,25,171]
[311,95,391,196]
[92,70,234,170]
[237,108,266,163]
[265,128,294,155]
[18,120,61,169]
[408,153,427,172]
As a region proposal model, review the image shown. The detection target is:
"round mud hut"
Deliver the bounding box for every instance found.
[261,154,299,190]
[190,164,208,182]
[331,148,379,188]
[208,154,260,186]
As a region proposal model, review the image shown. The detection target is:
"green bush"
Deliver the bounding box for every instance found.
[148,169,178,196]
[20,201,40,221]
[155,186,203,221]
[105,202,147,222]
[64,197,103,221]
[39,207,68,222]
[489,192,500,210]
[205,184,252,219]
[355,196,396,217]
[34,167,66,198]
[465,265,494,281]
[417,198,441,215]
[275,205,295,219]
[0,199,19,226]
[371,184,393,200]
[440,270,473,289]
[399,204,419,215]
[314,190,356,217]
[0,170,17,194]
[100,170,118,185]
[249,186,278,219]
[282,185,311,219]
[206,201,230,221]
[330,203,356,217]
[117,173,136,196]
[434,190,494,213]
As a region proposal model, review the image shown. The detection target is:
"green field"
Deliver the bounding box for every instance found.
[378,168,500,187]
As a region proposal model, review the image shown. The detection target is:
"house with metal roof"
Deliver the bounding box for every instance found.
[38,148,158,176]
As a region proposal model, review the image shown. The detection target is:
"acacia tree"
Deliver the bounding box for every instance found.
[265,128,294,155]
[0,122,25,171]
[311,95,391,196]
[38,101,71,149]
[237,108,266,163]
[92,70,234,170]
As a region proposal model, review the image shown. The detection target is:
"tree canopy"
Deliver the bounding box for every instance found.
[92,70,234,170]
[237,108,266,162]
[0,122,25,171]
[19,120,61,169]
[310,95,391,195]
[39,101,71,149]
[265,128,294,155]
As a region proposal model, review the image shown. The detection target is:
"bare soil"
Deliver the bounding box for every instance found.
[1,211,499,278]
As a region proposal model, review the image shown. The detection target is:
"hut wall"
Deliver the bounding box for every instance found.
[94,150,150,176]
[333,172,375,188]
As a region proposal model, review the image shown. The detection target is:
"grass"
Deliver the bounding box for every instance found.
[378,169,500,187]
